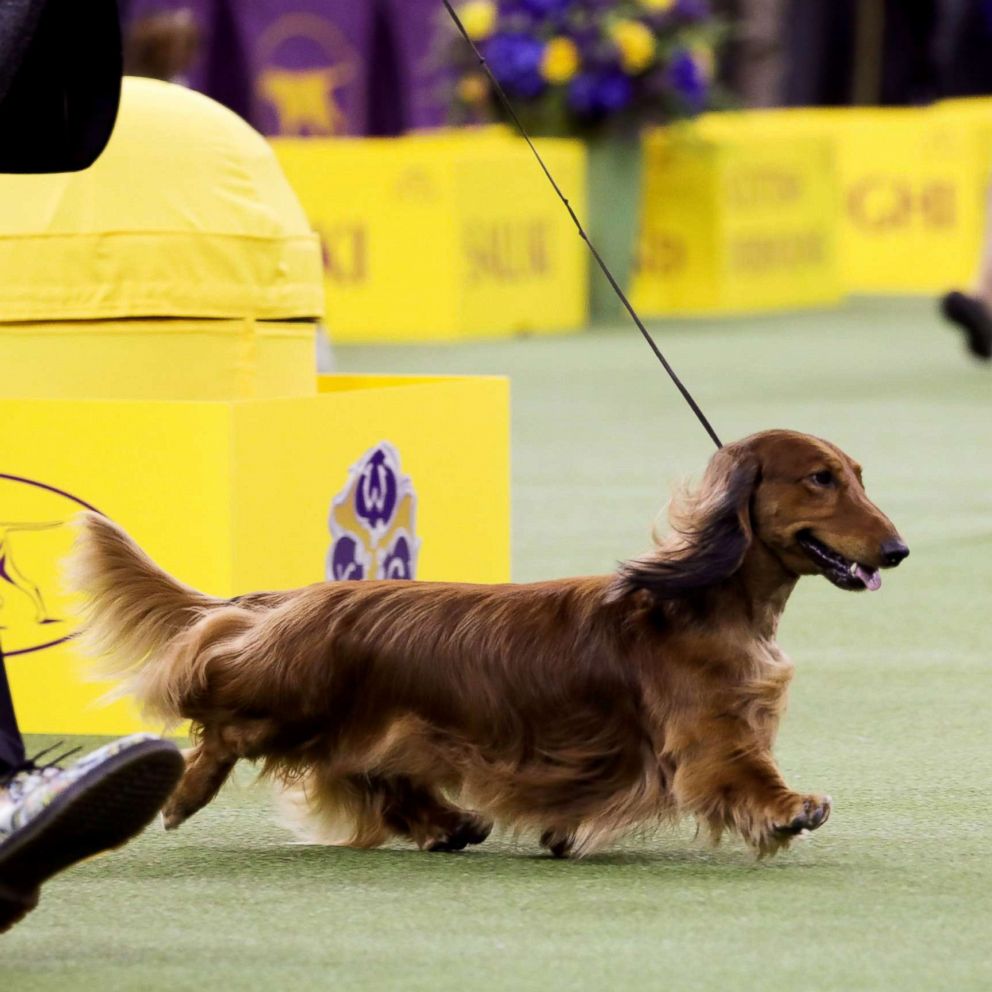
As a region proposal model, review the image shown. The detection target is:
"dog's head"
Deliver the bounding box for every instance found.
[741,429,908,591]
[615,429,908,599]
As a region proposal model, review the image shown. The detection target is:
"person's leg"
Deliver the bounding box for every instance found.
[0,645,26,775]
[939,177,992,361]
[730,0,789,108]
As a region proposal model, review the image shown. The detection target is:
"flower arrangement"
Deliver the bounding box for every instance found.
[443,0,722,135]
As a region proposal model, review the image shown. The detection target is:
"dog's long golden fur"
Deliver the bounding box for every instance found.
[68,430,908,858]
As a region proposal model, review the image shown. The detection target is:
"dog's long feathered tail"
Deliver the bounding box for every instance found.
[66,512,244,725]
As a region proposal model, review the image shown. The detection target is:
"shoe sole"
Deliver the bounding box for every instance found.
[0,739,184,934]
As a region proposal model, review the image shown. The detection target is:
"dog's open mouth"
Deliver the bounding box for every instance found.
[796,531,881,592]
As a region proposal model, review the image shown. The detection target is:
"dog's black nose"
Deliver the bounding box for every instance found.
[880,538,910,567]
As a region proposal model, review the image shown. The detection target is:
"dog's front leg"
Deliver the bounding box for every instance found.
[670,725,830,856]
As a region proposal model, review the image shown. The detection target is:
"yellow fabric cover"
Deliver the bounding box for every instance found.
[0,77,324,322]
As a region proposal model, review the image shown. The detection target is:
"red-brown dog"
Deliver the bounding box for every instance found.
[69,430,908,857]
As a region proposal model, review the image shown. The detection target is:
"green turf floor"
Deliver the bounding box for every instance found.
[8,298,992,990]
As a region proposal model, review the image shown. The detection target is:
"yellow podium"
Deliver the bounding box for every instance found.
[273,130,589,342]
[0,80,511,735]
[632,114,842,316]
[0,374,509,736]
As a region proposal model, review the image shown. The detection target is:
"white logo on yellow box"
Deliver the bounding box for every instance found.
[326,443,419,583]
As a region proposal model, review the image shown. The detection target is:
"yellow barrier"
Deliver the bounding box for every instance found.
[632,115,842,315]
[719,104,992,294]
[273,130,589,342]
[1,374,510,735]
[813,105,990,293]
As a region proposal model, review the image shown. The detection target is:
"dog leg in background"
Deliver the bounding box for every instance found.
[324,773,493,852]
[539,828,576,859]
[370,776,493,852]
[671,720,831,856]
[279,769,493,852]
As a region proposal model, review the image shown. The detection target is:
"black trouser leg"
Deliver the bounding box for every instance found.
[0,645,26,774]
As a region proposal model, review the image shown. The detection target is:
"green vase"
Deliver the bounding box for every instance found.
[584,134,645,324]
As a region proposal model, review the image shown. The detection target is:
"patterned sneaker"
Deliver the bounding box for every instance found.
[0,734,184,934]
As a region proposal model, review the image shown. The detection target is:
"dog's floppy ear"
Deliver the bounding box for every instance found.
[612,444,760,600]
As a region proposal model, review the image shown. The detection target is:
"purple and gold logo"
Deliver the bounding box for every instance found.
[0,475,103,657]
[256,13,360,136]
[327,443,419,582]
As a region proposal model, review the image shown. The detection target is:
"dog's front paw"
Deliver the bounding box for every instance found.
[747,793,832,856]
[426,812,493,853]
[772,794,832,837]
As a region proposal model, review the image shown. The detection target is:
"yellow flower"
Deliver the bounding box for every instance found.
[541,37,580,84]
[611,19,657,75]
[457,73,489,104]
[638,0,676,11]
[458,0,496,41]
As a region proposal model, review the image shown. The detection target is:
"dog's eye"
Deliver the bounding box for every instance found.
[809,470,835,487]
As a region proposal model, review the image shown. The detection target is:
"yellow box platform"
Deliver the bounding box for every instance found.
[631,115,842,316]
[0,80,512,736]
[273,131,589,342]
[0,374,510,735]
[0,319,317,402]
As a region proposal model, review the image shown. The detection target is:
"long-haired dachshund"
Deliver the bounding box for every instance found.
[69,430,908,858]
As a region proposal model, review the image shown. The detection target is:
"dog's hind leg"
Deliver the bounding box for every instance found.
[162,717,293,830]
[371,776,493,852]
[162,738,235,831]
[539,828,575,859]
[274,770,491,850]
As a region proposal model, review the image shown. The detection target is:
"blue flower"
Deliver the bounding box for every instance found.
[597,71,635,111]
[674,0,710,21]
[503,0,572,16]
[668,49,707,112]
[567,69,634,117]
[484,32,548,98]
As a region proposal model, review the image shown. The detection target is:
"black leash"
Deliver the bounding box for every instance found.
[441,1,723,450]
[443,0,723,448]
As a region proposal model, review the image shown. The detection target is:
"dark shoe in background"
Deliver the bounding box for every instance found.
[940,291,992,361]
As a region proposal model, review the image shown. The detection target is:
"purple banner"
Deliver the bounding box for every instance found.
[233,1,376,137]
[121,1,450,137]
[383,0,447,132]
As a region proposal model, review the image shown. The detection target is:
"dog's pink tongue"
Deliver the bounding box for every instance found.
[855,565,882,591]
